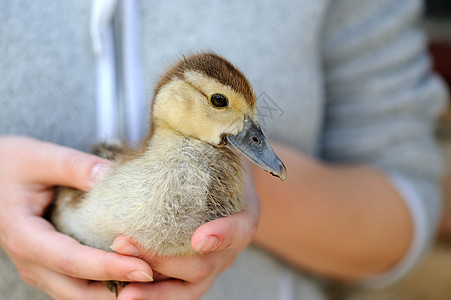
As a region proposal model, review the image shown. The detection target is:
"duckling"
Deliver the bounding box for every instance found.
[51,52,286,260]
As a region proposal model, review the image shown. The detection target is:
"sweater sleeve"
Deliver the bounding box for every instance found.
[320,0,448,287]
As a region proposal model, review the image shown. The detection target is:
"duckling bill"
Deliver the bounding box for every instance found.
[51,52,286,262]
[225,115,286,180]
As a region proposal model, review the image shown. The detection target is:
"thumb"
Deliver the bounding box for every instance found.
[7,136,111,191]
[191,209,258,253]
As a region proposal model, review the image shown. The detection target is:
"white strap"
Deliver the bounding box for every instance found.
[91,0,145,143]
[91,0,118,140]
[90,0,118,56]
[121,0,145,145]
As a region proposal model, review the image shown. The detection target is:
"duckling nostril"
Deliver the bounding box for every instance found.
[251,136,259,144]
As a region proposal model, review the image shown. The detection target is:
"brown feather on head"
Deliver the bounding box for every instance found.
[154,52,255,108]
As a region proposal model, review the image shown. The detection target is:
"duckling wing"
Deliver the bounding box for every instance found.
[91,139,128,160]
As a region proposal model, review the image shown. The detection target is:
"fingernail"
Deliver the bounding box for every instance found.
[110,238,140,257]
[195,235,220,252]
[126,270,154,282]
[90,162,111,185]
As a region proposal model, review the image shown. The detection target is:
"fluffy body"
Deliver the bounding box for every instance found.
[52,52,256,257]
[52,131,244,256]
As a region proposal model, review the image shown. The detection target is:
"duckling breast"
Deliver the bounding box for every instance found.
[128,134,245,255]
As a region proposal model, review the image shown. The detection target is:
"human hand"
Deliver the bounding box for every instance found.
[0,136,154,300]
[110,160,260,300]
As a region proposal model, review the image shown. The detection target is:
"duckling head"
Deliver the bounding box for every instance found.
[151,52,286,180]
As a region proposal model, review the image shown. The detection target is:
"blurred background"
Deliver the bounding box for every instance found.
[345,0,451,299]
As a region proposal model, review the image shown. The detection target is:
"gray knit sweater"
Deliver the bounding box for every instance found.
[0,1,447,299]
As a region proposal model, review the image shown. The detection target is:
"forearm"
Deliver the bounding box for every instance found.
[253,143,412,280]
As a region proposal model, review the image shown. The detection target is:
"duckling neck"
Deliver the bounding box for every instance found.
[146,124,212,152]
[150,124,185,142]
[141,125,223,166]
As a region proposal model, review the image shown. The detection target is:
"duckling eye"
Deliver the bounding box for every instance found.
[210,94,228,108]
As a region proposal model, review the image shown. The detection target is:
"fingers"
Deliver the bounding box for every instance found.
[14,216,153,283]
[20,263,115,300]
[111,235,237,284]
[152,251,238,284]
[191,211,258,253]
[2,136,111,191]
[118,278,214,300]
